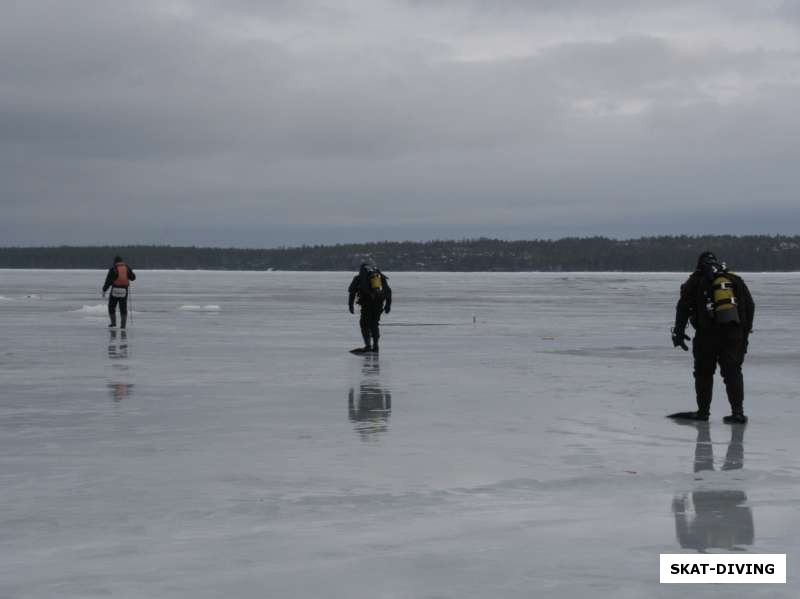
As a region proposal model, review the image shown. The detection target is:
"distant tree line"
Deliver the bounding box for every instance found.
[1,236,799,271]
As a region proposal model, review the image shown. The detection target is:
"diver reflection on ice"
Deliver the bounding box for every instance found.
[348,354,391,441]
[108,382,134,402]
[108,329,129,361]
[672,423,753,552]
[107,329,134,401]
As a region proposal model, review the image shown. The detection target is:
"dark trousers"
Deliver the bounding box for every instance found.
[692,326,746,415]
[359,304,382,348]
[108,291,128,327]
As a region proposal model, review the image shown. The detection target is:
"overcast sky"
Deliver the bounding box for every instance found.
[2,1,799,247]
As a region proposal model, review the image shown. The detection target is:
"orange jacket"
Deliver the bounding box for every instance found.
[113,263,129,287]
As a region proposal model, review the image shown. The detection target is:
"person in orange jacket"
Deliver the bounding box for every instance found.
[102,255,136,329]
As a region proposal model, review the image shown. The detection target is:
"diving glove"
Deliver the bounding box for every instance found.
[671,327,690,351]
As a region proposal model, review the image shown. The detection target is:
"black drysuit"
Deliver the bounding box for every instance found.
[674,270,754,417]
[348,268,392,350]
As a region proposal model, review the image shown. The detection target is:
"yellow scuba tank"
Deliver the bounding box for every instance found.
[369,271,383,292]
[711,274,740,324]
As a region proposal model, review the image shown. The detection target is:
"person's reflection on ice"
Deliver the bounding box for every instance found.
[107,329,134,401]
[348,354,391,441]
[672,423,753,552]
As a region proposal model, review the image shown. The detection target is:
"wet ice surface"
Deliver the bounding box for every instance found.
[1,270,798,598]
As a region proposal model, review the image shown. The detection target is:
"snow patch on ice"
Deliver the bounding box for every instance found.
[73,304,107,314]
[179,304,221,312]
[1,294,41,301]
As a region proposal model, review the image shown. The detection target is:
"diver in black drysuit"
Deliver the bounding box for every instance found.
[671,251,754,423]
[348,263,392,353]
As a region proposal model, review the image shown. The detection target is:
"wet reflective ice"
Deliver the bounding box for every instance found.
[1,270,798,598]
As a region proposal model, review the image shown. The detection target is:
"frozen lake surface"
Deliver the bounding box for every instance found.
[1,270,798,598]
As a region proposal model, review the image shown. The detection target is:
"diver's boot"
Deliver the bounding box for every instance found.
[120,314,127,330]
[351,333,371,354]
[722,368,745,424]
[359,323,371,352]
[723,412,748,424]
[690,374,713,421]
[668,411,709,422]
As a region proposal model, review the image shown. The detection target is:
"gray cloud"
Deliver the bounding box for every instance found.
[1,0,799,246]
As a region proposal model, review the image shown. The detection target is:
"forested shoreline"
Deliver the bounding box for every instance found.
[1,236,799,271]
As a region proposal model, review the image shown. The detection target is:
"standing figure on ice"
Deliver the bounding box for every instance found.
[102,255,136,329]
[348,262,391,353]
[670,251,754,424]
